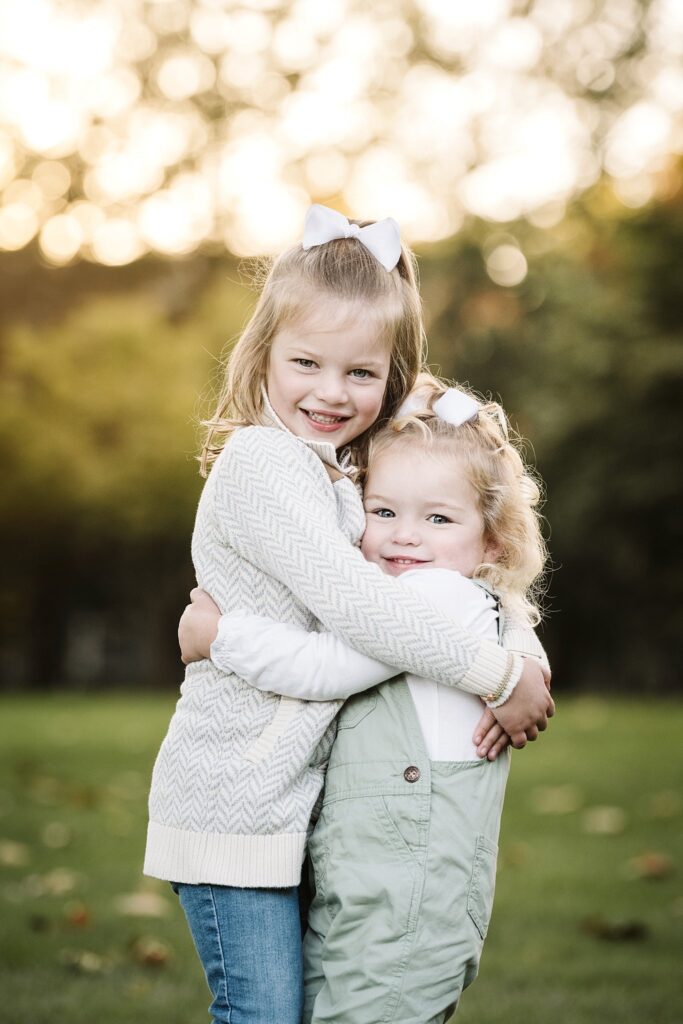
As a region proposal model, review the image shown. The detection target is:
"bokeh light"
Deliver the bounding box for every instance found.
[0,0,681,262]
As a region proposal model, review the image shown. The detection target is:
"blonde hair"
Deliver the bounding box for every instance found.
[365,373,548,626]
[200,221,426,475]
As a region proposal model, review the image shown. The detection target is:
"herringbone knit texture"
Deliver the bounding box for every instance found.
[144,425,517,888]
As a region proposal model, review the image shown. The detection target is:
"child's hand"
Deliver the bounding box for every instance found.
[473,707,511,761]
[178,588,221,664]
[492,658,555,748]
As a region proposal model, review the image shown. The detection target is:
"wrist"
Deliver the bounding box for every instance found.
[484,653,523,709]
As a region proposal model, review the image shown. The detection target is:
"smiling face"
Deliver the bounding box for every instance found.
[266,298,392,449]
[361,444,499,578]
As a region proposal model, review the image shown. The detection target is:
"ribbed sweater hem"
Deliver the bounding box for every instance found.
[143,821,306,888]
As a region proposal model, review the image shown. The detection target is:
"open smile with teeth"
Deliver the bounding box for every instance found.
[303,410,350,425]
[386,558,428,565]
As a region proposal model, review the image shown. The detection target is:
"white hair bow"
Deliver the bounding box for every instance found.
[302,204,402,272]
[398,387,480,426]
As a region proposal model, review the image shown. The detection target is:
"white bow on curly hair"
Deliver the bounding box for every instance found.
[398,387,480,426]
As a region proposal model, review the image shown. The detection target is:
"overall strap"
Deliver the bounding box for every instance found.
[471,578,505,642]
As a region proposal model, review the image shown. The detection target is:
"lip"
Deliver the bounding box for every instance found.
[383,557,430,568]
[299,408,352,433]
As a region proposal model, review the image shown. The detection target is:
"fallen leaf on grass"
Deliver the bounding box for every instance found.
[581,915,649,942]
[28,913,51,932]
[19,867,81,898]
[40,868,81,896]
[581,806,626,835]
[115,891,170,918]
[531,785,582,815]
[130,936,172,968]
[60,949,107,974]
[64,901,91,927]
[624,851,675,881]
[0,839,30,866]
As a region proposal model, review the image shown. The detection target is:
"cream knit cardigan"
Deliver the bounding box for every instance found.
[144,418,543,887]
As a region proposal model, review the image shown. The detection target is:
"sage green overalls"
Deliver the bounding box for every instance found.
[303,597,510,1024]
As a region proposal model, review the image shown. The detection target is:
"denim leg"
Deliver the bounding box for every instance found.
[174,883,304,1024]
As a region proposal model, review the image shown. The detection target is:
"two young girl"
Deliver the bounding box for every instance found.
[144,205,553,1023]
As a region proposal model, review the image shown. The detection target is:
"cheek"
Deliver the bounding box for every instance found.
[269,364,297,402]
[360,521,379,559]
[358,383,387,420]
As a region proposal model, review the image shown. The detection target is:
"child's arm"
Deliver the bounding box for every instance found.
[208,569,494,701]
[213,428,553,737]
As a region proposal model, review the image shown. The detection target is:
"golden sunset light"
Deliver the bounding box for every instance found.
[0,0,681,265]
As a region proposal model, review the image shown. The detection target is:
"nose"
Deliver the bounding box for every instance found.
[390,521,421,546]
[313,371,349,407]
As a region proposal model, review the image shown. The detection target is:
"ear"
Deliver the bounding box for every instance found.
[483,535,503,564]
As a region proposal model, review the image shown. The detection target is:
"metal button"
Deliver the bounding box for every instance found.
[403,765,421,783]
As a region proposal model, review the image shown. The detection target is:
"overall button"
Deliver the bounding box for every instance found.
[404,766,421,783]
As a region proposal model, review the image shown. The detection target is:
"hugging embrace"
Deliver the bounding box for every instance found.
[143,204,554,1024]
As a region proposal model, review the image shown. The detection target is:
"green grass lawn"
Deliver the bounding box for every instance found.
[0,694,681,1024]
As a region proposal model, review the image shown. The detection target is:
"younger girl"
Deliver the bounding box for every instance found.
[145,205,552,1024]
[181,376,549,1023]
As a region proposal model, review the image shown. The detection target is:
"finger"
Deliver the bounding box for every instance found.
[511,732,527,749]
[487,733,511,761]
[547,696,556,717]
[525,725,540,742]
[473,708,496,745]
[537,715,548,733]
[477,724,504,758]
[190,587,202,602]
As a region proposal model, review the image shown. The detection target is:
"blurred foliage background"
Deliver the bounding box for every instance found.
[0,0,681,694]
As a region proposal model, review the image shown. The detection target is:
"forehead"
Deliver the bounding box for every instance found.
[275,297,392,363]
[367,444,474,499]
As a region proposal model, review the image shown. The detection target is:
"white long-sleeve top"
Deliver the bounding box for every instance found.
[212,568,509,761]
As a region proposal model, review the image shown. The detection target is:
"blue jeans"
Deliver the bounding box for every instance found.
[172,883,304,1024]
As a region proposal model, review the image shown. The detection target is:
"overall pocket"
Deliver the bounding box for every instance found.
[336,690,378,729]
[467,833,499,940]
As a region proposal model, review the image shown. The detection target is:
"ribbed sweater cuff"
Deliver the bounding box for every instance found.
[485,653,523,708]
[503,628,550,672]
[458,640,516,698]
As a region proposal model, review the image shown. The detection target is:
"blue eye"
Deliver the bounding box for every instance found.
[295,358,316,368]
[427,514,451,525]
[368,508,394,518]
[350,368,372,379]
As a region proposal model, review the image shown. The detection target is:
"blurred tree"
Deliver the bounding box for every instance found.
[0,266,252,686]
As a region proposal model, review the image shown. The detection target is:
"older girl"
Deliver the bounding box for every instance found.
[145,206,552,1024]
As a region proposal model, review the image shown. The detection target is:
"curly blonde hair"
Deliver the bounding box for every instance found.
[365,373,548,626]
[200,221,427,476]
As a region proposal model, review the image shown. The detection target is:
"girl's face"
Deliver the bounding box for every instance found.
[361,445,500,578]
[266,300,391,449]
